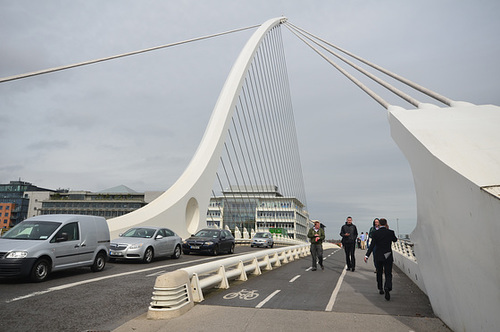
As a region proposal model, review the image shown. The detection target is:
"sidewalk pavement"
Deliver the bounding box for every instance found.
[112,246,451,332]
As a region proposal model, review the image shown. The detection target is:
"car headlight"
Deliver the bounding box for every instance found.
[6,251,28,259]
[204,241,214,246]
[129,243,144,250]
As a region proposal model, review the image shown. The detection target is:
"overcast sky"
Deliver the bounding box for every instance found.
[1,1,499,239]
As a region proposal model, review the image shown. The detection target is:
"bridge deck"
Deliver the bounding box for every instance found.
[113,247,451,331]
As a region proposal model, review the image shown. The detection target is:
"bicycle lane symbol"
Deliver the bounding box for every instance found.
[223,289,259,301]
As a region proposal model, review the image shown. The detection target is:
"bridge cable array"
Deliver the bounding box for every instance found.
[284,22,453,109]
[208,24,308,240]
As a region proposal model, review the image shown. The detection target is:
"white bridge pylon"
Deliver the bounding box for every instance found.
[107,17,287,239]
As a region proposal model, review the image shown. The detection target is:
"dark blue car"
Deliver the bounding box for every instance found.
[182,229,235,256]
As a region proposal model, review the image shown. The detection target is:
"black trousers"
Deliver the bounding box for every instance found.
[343,242,356,269]
[310,243,323,268]
[376,257,393,291]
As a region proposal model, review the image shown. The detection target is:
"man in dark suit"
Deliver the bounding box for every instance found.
[364,218,398,300]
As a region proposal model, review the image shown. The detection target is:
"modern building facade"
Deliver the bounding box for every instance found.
[39,185,153,219]
[0,180,56,227]
[207,185,310,241]
[0,203,15,230]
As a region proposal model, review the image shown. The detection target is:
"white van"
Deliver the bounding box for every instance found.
[0,214,110,282]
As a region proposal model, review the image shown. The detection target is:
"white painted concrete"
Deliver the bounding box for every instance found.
[389,103,500,332]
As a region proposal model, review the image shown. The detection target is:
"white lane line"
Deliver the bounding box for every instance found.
[5,255,237,303]
[289,275,301,283]
[325,264,347,311]
[146,270,167,277]
[305,267,312,271]
[255,290,281,308]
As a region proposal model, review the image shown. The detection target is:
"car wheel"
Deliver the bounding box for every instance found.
[30,258,50,282]
[91,251,107,272]
[212,245,219,256]
[171,245,181,259]
[250,245,254,248]
[143,247,154,263]
[270,243,274,248]
[229,243,235,254]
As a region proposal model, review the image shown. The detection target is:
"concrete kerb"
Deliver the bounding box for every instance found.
[147,269,194,320]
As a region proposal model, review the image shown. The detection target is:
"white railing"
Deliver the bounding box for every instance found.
[392,239,426,294]
[182,244,309,302]
[148,243,310,319]
[392,239,416,261]
[232,226,305,246]
[235,236,305,246]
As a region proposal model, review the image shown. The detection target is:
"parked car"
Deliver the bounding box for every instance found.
[109,227,182,263]
[182,229,235,255]
[251,232,274,248]
[0,214,110,282]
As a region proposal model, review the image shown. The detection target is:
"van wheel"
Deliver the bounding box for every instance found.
[30,258,50,282]
[143,247,154,263]
[91,252,107,272]
[171,245,181,259]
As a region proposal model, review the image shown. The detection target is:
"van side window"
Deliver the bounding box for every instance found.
[51,222,80,242]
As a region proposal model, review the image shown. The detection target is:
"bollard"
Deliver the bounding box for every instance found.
[147,269,194,320]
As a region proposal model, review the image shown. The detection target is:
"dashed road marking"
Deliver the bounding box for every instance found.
[255,289,281,308]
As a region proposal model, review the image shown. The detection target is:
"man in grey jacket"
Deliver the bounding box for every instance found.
[340,216,358,271]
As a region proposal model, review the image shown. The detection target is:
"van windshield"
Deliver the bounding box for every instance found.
[1,221,62,240]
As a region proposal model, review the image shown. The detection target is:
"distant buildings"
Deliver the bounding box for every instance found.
[1,180,314,241]
[207,185,311,241]
[0,180,162,229]
[38,185,162,219]
[0,180,56,227]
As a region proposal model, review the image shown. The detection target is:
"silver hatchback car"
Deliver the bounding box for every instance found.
[109,227,182,263]
[251,232,274,248]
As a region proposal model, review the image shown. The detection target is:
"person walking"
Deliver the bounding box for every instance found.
[364,218,398,300]
[340,216,358,271]
[308,220,325,271]
[367,218,380,272]
[360,232,366,250]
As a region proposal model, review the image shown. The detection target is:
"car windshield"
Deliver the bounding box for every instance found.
[1,221,61,240]
[194,230,220,238]
[122,228,155,238]
[254,233,268,238]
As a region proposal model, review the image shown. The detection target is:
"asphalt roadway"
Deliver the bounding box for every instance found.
[112,245,451,332]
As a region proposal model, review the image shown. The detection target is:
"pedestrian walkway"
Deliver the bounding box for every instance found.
[112,247,451,332]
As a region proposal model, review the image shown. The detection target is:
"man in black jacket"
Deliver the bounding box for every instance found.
[364,218,398,300]
[340,216,358,271]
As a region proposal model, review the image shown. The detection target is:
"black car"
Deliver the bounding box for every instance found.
[182,229,235,255]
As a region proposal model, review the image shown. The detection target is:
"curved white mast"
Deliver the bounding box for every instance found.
[107,17,287,239]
